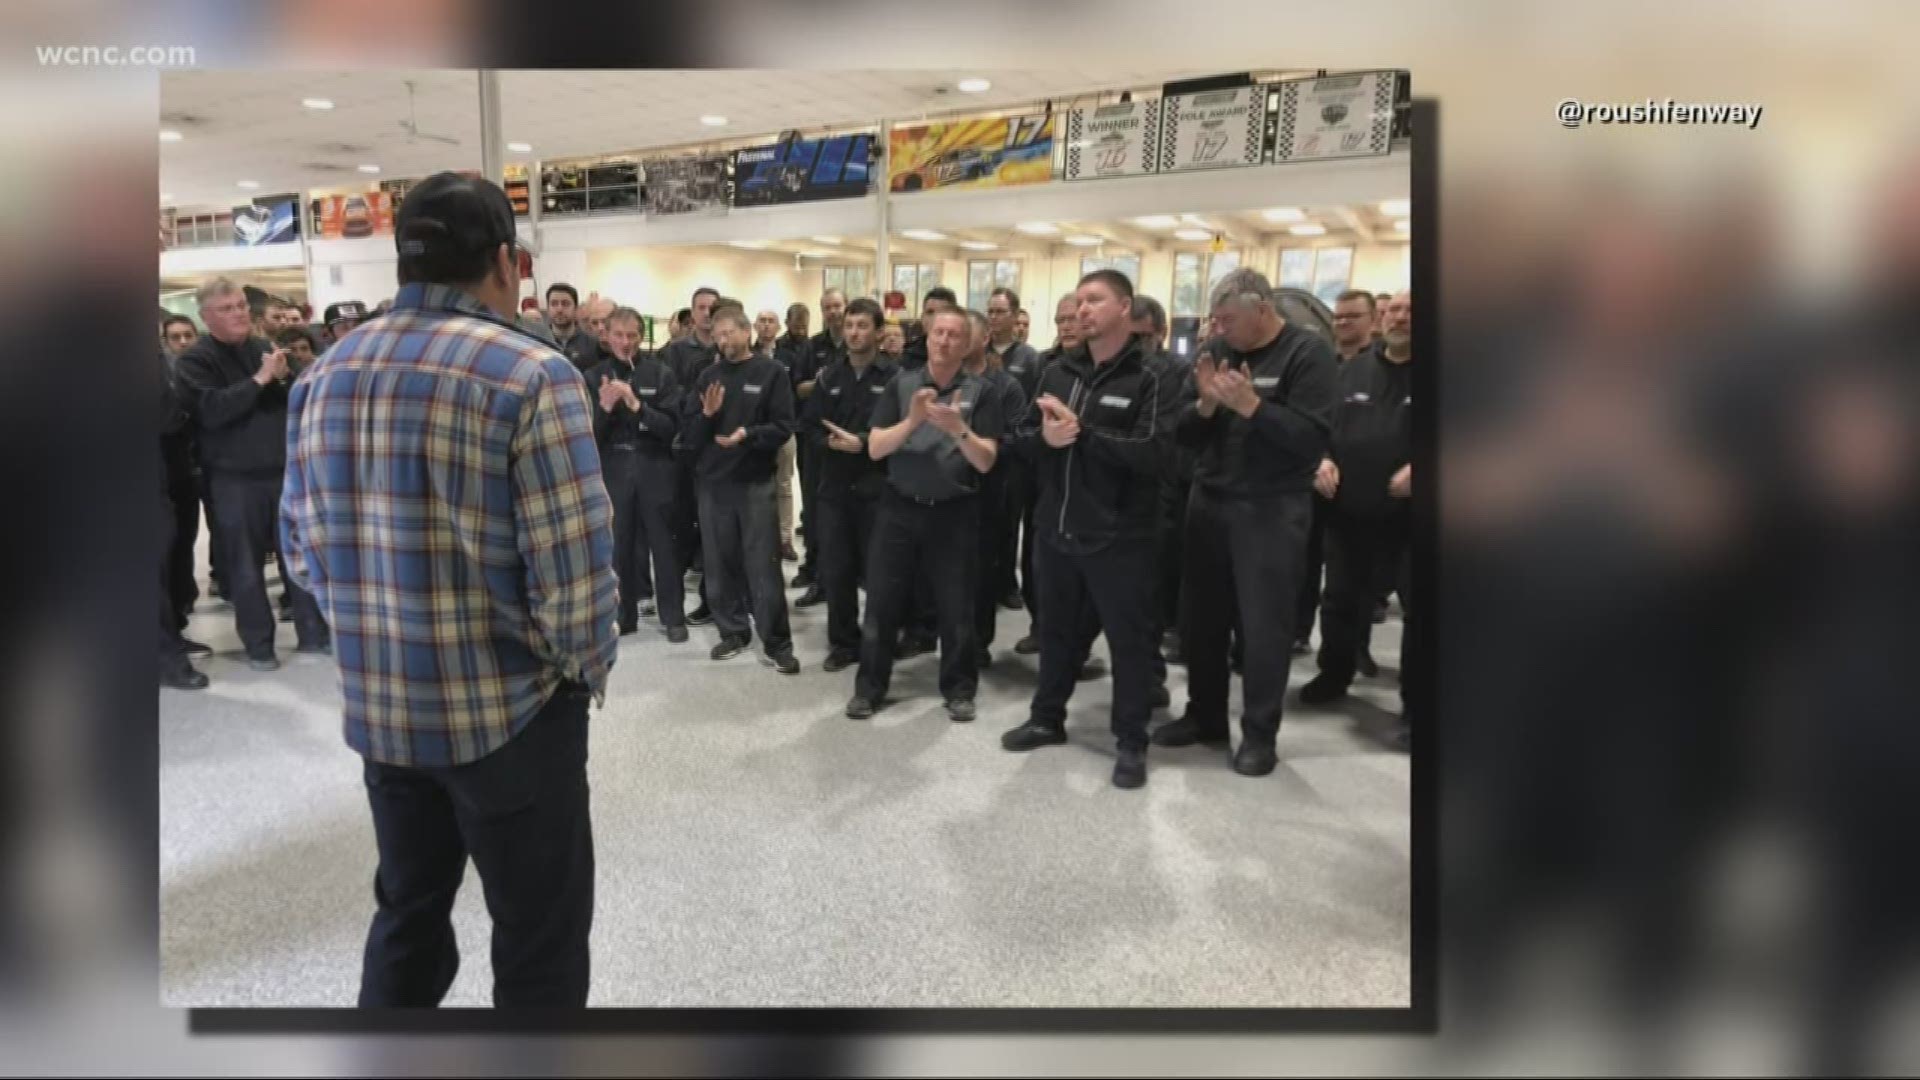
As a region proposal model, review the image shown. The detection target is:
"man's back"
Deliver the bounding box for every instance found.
[281,282,617,769]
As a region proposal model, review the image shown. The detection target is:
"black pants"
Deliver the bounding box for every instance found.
[974,470,1013,650]
[1018,491,1040,631]
[200,480,226,594]
[604,449,683,627]
[159,484,188,662]
[1182,488,1311,748]
[674,460,702,575]
[698,477,791,655]
[816,491,878,655]
[796,437,818,576]
[1318,507,1410,691]
[1031,537,1159,751]
[208,472,325,657]
[358,684,594,1007]
[997,459,1032,597]
[1298,494,1329,642]
[856,492,979,703]
[1155,474,1191,635]
[165,467,201,627]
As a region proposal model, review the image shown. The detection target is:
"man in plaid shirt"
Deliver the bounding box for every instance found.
[281,172,616,1008]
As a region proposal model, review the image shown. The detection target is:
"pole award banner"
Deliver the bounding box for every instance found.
[731,132,875,206]
[643,154,731,218]
[1063,99,1160,181]
[888,114,1056,193]
[1273,70,1396,162]
[1158,86,1266,173]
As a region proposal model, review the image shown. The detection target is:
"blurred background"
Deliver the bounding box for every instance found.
[4,0,1918,1074]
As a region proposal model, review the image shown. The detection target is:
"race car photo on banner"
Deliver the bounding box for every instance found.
[887,114,1056,193]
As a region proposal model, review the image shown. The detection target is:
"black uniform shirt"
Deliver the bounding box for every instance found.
[1327,348,1413,518]
[661,334,721,391]
[802,353,896,500]
[1174,323,1338,499]
[990,339,1044,403]
[587,352,682,457]
[775,332,816,391]
[552,324,607,374]
[173,333,292,478]
[680,352,796,484]
[870,365,1006,503]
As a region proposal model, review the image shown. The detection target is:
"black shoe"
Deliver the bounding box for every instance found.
[781,542,799,563]
[999,591,1024,611]
[1150,684,1171,710]
[296,640,332,656]
[975,647,992,669]
[1299,674,1349,705]
[666,625,690,644]
[1291,638,1312,657]
[893,636,933,660]
[278,607,294,623]
[161,660,209,690]
[1001,720,1067,751]
[1389,724,1411,752]
[619,621,638,636]
[180,638,213,658]
[637,599,656,618]
[1162,641,1185,665]
[845,696,878,720]
[794,586,825,609]
[1078,657,1106,681]
[686,604,714,626]
[1372,601,1389,625]
[1232,742,1278,777]
[247,654,280,672]
[946,698,976,722]
[768,650,800,675]
[1013,634,1040,656]
[1357,651,1380,679]
[789,570,814,589]
[823,649,857,672]
[1113,747,1147,789]
[1149,716,1229,748]
[711,635,748,661]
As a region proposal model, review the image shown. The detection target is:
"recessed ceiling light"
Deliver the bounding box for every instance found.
[159,129,182,142]
[302,97,334,110]
[700,115,728,127]
[1394,219,1410,232]
[900,229,947,242]
[1379,199,1410,217]
[726,239,766,249]
[958,240,998,251]
[1014,222,1059,235]
[957,78,992,94]
[1063,235,1103,246]
[1261,207,1305,223]
[507,142,532,153]
[1173,227,1212,242]
[1131,215,1180,229]
[1289,223,1327,236]
[811,235,840,244]
[160,193,173,202]
[237,179,260,189]
[357,164,381,174]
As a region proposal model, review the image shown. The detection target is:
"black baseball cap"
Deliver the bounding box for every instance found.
[323,300,367,327]
[394,171,517,282]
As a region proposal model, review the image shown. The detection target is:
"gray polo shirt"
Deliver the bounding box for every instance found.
[870,365,1007,503]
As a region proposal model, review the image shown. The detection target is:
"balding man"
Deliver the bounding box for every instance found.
[1155,269,1338,776]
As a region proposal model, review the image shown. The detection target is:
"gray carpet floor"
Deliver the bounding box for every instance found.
[160,551,1409,1009]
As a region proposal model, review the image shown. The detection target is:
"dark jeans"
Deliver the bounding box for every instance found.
[1182,488,1311,748]
[1318,507,1411,692]
[816,492,878,655]
[1030,536,1159,751]
[855,491,979,703]
[358,684,594,1007]
[604,449,683,627]
[208,472,325,657]
[698,477,792,655]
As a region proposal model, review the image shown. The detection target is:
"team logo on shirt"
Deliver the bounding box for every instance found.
[1099,395,1131,408]
[870,384,885,393]
[1253,376,1280,389]
[743,384,763,394]
[1350,392,1371,403]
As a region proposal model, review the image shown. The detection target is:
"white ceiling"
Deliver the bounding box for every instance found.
[159,68,1213,209]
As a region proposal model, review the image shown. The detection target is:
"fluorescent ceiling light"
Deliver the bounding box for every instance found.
[1014,222,1059,235]
[798,250,832,258]
[810,235,840,244]
[301,97,334,110]
[357,164,381,174]
[726,239,767,249]
[1173,227,1212,241]
[160,193,172,202]
[900,229,947,241]
[1063,235,1103,246]
[1261,207,1305,223]
[237,179,260,189]
[957,78,992,93]
[700,115,728,126]
[159,129,182,142]
[1179,213,1209,226]
[507,142,532,153]
[958,240,998,251]
[1289,224,1327,236]
[1131,215,1180,229]
[1379,199,1410,217]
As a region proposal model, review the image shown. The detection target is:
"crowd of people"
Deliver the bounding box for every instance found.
[158,172,1412,1003]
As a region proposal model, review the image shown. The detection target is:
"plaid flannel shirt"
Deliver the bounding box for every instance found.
[280,283,617,768]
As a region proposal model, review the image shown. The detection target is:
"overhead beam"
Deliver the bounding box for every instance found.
[1333,205,1376,243]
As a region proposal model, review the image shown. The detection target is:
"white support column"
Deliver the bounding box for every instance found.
[873,118,891,303]
[477,70,504,183]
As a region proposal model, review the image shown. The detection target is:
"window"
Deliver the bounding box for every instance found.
[1276,246,1356,304]
[823,264,871,301]
[1080,252,1142,287]
[1171,250,1242,316]
[966,259,1021,311]
[1278,248,1315,289]
[892,263,941,311]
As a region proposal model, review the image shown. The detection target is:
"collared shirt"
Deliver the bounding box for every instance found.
[802,352,896,500]
[870,364,1006,502]
[280,283,618,769]
[552,323,607,374]
[588,351,681,456]
[1174,325,1338,499]
[989,338,1043,402]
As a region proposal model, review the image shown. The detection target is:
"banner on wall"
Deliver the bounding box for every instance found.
[310,192,396,239]
[1157,86,1266,173]
[887,114,1055,193]
[732,132,874,206]
[643,155,731,218]
[231,193,301,246]
[1271,70,1397,162]
[1063,100,1160,181]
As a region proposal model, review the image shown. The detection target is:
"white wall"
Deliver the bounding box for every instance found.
[586,245,819,324]
[1349,241,1411,295]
